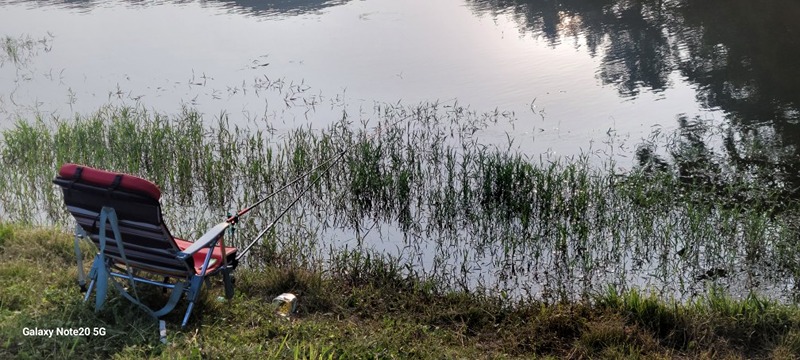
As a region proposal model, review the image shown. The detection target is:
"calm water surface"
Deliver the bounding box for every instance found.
[0,0,750,158]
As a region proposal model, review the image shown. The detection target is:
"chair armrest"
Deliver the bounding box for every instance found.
[176,222,230,260]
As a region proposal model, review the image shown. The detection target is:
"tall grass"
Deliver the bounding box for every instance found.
[1,104,798,302]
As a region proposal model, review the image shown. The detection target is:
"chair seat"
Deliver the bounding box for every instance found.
[174,238,237,274]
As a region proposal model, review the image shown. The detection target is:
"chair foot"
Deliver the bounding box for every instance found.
[84,279,96,302]
[182,302,195,328]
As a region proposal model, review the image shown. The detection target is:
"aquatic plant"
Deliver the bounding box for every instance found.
[1,103,798,303]
[0,33,53,67]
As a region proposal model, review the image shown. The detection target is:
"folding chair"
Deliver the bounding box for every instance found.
[53,163,238,328]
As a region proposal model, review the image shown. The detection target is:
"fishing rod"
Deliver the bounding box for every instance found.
[230,114,413,259]
[225,145,345,225]
[225,114,411,225]
[235,147,347,260]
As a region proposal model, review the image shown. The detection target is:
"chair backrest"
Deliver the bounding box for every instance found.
[53,163,195,278]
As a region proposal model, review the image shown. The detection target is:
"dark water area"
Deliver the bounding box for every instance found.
[466,0,800,195]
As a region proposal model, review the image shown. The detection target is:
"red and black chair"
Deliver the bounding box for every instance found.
[53,163,238,327]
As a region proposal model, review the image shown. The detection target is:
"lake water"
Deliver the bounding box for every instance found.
[5,0,784,160]
[3,0,800,299]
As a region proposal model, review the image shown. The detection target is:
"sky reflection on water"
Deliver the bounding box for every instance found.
[0,0,726,160]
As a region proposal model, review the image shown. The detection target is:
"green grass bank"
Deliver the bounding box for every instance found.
[1,223,800,359]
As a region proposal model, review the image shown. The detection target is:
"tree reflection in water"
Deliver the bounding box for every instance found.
[468,0,800,199]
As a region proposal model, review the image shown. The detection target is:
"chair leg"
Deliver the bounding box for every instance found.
[74,227,87,291]
[84,279,96,302]
[222,268,235,299]
[181,302,195,328]
[181,276,204,328]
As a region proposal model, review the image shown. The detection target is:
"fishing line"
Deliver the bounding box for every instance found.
[232,114,413,259]
[226,114,410,224]
[235,147,347,260]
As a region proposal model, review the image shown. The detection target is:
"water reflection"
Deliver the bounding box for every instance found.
[468,0,677,97]
[204,0,351,16]
[468,0,800,196]
[0,0,351,16]
[670,0,800,198]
